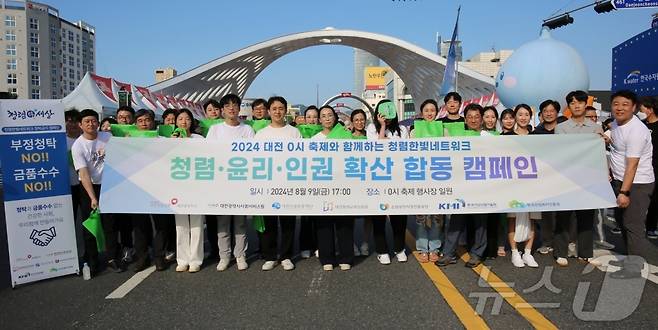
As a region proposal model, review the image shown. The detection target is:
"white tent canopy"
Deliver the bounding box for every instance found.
[62,72,117,117]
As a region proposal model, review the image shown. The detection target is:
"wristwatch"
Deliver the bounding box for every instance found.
[619,190,630,196]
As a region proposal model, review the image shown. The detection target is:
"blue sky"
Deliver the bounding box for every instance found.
[48,0,655,105]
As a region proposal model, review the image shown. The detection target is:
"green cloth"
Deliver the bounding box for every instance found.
[67,150,74,166]
[327,124,355,139]
[486,130,500,136]
[252,216,265,233]
[199,118,224,137]
[413,120,444,137]
[82,209,105,252]
[296,124,323,138]
[244,119,271,132]
[126,130,158,138]
[450,129,482,137]
[351,134,367,140]
[157,124,175,137]
[443,122,467,136]
[110,124,137,137]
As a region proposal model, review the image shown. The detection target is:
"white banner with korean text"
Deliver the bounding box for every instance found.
[99,134,616,216]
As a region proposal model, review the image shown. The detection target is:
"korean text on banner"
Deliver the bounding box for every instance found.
[0,100,79,287]
[100,135,616,216]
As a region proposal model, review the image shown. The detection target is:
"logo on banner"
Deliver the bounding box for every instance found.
[509,200,528,209]
[322,202,334,212]
[624,70,640,85]
[272,202,281,210]
[170,198,179,205]
[437,199,466,210]
[379,203,389,210]
[29,227,56,247]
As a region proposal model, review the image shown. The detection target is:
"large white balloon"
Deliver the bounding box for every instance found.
[496,28,589,111]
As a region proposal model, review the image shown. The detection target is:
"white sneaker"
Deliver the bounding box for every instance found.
[236,257,248,271]
[360,243,369,256]
[323,264,333,271]
[353,245,361,257]
[556,257,568,267]
[511,251,525,268]
[175,264,188,272]
[216,258,230,271]
[395,250,408,262]
[314,250,319,258]
[300,250,311,259]
[522,253,539,268]
[188,265,200,273]
[377,254,391,265]
[339,263,351,271]
[281,259,295,271]
[261,260,278,271]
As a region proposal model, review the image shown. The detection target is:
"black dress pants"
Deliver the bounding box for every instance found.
[373,215,407,254]
[259,216,296,261]
[317,216,354,265]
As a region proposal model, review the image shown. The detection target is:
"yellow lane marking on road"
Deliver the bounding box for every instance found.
[405,230,490,330]
[457,248,558,330]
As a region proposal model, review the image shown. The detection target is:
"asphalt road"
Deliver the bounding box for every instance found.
[1,189,657,329]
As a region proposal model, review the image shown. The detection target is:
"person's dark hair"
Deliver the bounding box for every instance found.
[557,115,569,124]
[116,105,135,116]
[443,92,462,104]
[585,106,597,112]
[602,117,614,132]
[610,89,637,105]
[134,108,155,122]
[304,105,319,117]
[539,99,561,113]
[514,104,533,117]
[162,108,178,122]
[639,96,657,112]
[203,99,221,112]
[500,108,515,122]
[100,116,117,127]
[374,99,401,136]
[79,109,99,122]
[267,96,287,109]
[318,105,338,127]
[419,99,439,117]
[350,109,367,134]
[65,109,80,122]
[219,93,241,108]
[175,108,197,133]
[251,98,267,109]
[565,90,588,104]
[482,106,499,120]
[464,103,484,117]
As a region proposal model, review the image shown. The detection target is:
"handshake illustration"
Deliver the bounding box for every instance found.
[29,227,57,247]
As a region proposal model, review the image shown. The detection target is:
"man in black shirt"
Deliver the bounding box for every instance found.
[640,96,658,239]
[439,92,465,123]
[531,100,559,135]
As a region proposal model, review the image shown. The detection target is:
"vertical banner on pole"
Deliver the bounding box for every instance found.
[0,100,79,287]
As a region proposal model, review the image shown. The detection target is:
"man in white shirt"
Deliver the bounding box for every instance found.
[255,96,301,271]
[206,94,255,271]
[608,90,658,279]
[71,109,124,274]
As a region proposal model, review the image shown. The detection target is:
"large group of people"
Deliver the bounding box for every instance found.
[67,89,658,279]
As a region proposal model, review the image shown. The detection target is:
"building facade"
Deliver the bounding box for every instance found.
[155,67,176,83]
[460,50,513,79]
[353,48,379,98]
[0,0,95,99]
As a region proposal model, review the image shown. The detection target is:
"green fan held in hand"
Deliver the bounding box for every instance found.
[297,124,323,138]
[327,123,355,139]
[443,122,468,137]
[110,124,137,137]
[82,209,105,252]
[244,119,271,133]
[413,120,444,138]
[157,124,175,137]
[126,130,158,138]
[171,127,188,138]
[199,118,224,137]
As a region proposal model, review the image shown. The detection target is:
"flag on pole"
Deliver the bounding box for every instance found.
[440,6,461,96]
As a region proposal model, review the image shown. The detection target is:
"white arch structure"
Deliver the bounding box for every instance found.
[149,28,495,107]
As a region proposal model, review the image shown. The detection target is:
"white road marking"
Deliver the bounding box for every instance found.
[593,249,658,284]
[105,266,156,299]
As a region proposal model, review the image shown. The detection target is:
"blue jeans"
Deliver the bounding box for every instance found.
[415,215,442,253]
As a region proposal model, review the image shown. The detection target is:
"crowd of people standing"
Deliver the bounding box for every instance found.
[67,89,658,279]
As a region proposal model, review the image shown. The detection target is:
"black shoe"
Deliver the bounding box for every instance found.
[435,255,457,267]
[465,256,482,268]
[155,257,168,271]
[132,257,150,273]
[609,268,642,279]
[107,259,125,273]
